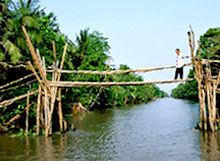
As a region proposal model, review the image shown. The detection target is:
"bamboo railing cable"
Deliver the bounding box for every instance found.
[0,62,27,68]
[49,78,194,87]
[46,59,220,75]
[5,102,34,126]
[47,63,192,75]
[0,90,38,108]
[0,79,37,93]
[0,73,35,90]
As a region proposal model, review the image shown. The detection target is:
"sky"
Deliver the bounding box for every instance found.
[41,0,220,93]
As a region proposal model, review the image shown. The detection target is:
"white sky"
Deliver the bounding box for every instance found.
[41,0,220,93]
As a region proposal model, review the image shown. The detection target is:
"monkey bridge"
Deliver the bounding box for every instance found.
[0,27,220,137]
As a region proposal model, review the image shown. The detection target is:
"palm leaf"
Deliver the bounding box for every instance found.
[22,15,38,27]
[4,40,22,64]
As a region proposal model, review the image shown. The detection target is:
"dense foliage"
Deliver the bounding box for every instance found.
[171,28,220,100]
[0,0,167,133]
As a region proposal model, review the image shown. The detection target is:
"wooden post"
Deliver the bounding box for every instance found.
[52,41,56,62]
[27,61,44,90]
[22,26,52,95]
[188,30,207,130]
[205,68,215,131]
[58,88,63,132]
[202,89,207,130]
[6,103,34,126]
[44,86,49,132]
[36,86,42,136]
[212,83,217,130]
[25,91,30,133]
[45,43,68,137]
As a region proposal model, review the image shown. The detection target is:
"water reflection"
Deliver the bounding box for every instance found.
[0,134,67,161]
[1,98,220,160]
[200,131,220,161]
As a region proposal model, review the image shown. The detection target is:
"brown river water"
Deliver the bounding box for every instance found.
[0,98,220,161]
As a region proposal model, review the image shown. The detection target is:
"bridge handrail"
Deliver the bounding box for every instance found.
[47,59,220,75]
[49,78,195,87]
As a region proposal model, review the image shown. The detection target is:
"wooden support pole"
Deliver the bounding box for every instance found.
[44,86,49,133]
[206,80,212,131]
[202,89,207,130]
[25,91,30,133]
[0,90,38,108]
[27,61,44,90]
[0,73,34,90]
[22,26,51,95]
[198,82,204,129]
[188,29,208,130]
[58,88,63,132]
[52,40,56,63]
[49,78,194,87]
[45,43,68,137]
[0,79,36,93]
[6,102,34,126]
[206,68,215,131]
[47,63,193,75]
[212,83,217,130]
[36,86,42,136]
[197,41,205,129]
[215,70,220,88]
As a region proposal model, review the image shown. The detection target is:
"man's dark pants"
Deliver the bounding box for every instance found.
[174,67,183,79]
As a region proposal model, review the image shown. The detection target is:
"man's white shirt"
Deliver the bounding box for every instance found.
[176,53,185,68]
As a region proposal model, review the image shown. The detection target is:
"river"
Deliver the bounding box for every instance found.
[0,98,220,161]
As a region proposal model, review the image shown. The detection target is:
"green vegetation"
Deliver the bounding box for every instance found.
[171,28,220,101]
[0,0,167,134]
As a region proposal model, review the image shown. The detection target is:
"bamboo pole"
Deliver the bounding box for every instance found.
[49,78,194,87]
[52,40,56,63]
[47,63,192,75]
[58,88,63,132]
[63,119,67,132]
[188,31,196,64]
[36,49,41,62]
[0,73,34,90]
[46,59,220,75]
[202,89,207,130]
[52,41,57,91]
[206,68,215,131]
[25,91,30,133]
[0,90,38,108]
[22,26,51,95]
[212,83,217,130]
[0,79,36,93]
[27,61,44,90]
[45,43,68,137]
[5,102,34,126]
[197,41,205,129]
[188,29,207,130]
[44,86,49,132]
[0,62,27,68]
[215,70,220,88]
[36,86,42,136]
[206,80,212,131]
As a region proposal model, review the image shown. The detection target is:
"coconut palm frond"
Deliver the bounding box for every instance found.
[5,40,22,64]
[22,15,38,27]
[29,30,42,44]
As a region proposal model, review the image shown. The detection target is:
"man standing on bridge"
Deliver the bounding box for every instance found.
[174,48,189,79]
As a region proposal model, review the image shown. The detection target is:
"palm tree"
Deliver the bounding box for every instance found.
[0,0,43,64]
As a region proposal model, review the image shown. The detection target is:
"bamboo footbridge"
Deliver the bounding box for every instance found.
[0,26,220,137]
